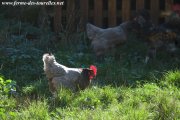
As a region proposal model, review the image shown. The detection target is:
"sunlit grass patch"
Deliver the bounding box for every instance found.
[16,100,50,120]
[162,70,180,88]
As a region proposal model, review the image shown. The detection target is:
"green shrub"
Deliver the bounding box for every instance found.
[0,75,18,120]
[0,75,16,96]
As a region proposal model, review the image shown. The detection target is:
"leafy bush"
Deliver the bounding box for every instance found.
[1,45,43,85]
[0,18,53,85]
[0,75,16,96]
[0,75,17,120]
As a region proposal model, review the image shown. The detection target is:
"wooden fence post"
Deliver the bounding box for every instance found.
[150,0,159,24]
[165,0,173,10]
[80,0,89,29]
[122,0,130,21]
[54,0,62,32]
[53,0,173,31]
[165,0,173,21]
[108,0,117,27]
[66,0,75,31]
[136,0,144,10]
[94,0,103,27]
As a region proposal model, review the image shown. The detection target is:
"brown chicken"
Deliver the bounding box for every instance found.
[42,53,97,95]
[135,9,179,63]
[145,30,177,63]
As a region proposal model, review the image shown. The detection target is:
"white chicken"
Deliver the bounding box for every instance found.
[42,53,97,94]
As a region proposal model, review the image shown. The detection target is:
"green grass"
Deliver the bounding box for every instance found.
[1,43,180,120]
[0,17,180,119]
[15,100,50,120]
[0,71,179,120]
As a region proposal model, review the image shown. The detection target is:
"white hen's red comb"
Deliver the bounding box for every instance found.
[90,65,97,78]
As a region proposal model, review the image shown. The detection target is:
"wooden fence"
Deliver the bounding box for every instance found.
[53,0,174,32]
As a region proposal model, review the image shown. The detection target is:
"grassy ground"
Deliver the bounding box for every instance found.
[1,73,179,120]
[0,18,180,119]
